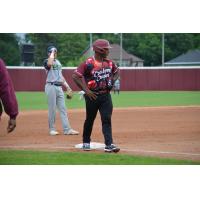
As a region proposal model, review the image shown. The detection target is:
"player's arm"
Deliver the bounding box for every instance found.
[112,63,120,82]
[47,50,55,68]
[106,62,120,91]
[61,77,73,99]
[113,70,120,83]
[0,59,18,133]
[62,77,72,91]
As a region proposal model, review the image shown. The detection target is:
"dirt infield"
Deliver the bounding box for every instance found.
[0,106,200,161]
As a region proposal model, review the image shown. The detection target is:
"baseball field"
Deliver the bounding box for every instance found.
[0,91,200,164]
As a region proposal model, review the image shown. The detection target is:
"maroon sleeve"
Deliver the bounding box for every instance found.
[112,61,119,74]
[0,101,2,117]
[74,62,86,78]
[0,59,18,119]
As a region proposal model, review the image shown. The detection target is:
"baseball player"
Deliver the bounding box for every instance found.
[113,77,120,94]
[43,46,79,136]
[0,58,18,133]
[72,39,120,153]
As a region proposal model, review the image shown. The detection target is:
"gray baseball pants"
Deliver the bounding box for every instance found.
[45,83,71,133]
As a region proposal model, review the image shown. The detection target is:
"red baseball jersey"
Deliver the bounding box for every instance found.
[74,56,119,92]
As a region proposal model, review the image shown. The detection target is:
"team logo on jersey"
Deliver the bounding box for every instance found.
[93,67,111,82]
[52,61,62,70]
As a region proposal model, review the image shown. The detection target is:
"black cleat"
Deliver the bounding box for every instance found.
[104,144,120,153]
[82,143,91,151]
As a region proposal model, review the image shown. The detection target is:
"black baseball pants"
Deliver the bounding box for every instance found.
[83,93,113,146]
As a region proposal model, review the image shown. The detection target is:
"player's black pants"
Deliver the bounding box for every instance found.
[83,93,113,146]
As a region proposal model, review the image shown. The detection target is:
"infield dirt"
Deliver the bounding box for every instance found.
[0,106,200,161]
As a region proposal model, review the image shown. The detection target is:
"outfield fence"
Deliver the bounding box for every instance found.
[7,66,200,91]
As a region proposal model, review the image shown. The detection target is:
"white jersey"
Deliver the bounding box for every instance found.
[43,59,64,83]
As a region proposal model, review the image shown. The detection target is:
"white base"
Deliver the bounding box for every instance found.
[75,142,105,150]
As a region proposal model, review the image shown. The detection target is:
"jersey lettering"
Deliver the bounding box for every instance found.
[93,68,111,82]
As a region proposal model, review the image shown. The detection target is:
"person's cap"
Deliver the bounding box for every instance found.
[47,46,57,54]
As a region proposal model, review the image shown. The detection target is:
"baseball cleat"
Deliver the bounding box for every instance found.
[49,130,60,136]
[104,144,120,153]
[82,143,91,151]
[64,129,79,135]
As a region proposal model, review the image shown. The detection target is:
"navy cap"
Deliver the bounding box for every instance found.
[47,46,57,54]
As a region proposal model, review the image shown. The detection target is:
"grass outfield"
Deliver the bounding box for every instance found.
[16,91,200,110]
[0,150,199,165]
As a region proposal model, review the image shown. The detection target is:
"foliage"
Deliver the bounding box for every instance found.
[26,33,89,66]
[122,33,163,66]
[192,33,200,49]
[121,33,200,66]
[1,33,200,66]
[164,33,196,62]
[0,33,20,65]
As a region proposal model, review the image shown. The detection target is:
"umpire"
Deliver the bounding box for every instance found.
[72,39,120,153]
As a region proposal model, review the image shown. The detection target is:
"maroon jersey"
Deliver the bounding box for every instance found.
[74,56,119,93]
[0,59,18,119]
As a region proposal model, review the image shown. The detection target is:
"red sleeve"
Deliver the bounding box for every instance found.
[0,59,18,119]
[74,62,87,78]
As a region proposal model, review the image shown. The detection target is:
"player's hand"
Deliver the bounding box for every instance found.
[49,51,55,59]
[49,48,56,59]
[107,78,113,91]
[7,118,16,133]
[85,89,97,100]
[66,88,73,99]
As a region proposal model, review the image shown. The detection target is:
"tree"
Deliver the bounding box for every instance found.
[26,33,200,67]
[0,33,20,66]
[192,33,200,49]
[164,33,195,62]
[122,33,162,66]
[26,33,89,66]
[122,33,199,66]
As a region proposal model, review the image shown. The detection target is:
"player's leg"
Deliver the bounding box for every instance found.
[45,84,57,133]
[99,93,120,152]
[99,93,113,146]
[83,95,98,144]
[56,87,71,133]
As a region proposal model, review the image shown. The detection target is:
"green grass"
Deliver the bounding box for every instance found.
[111,91,200,107]
[16,91,200,110]
[0,150,199,165]
[16,92,85,110]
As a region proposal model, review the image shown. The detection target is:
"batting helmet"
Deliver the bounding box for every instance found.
[47,46,57,54]
[92,39,112,54]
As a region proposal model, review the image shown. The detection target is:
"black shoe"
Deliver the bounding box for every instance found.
[104,144,120,153]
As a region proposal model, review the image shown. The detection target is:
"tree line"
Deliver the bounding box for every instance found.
[0,33,199,66]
